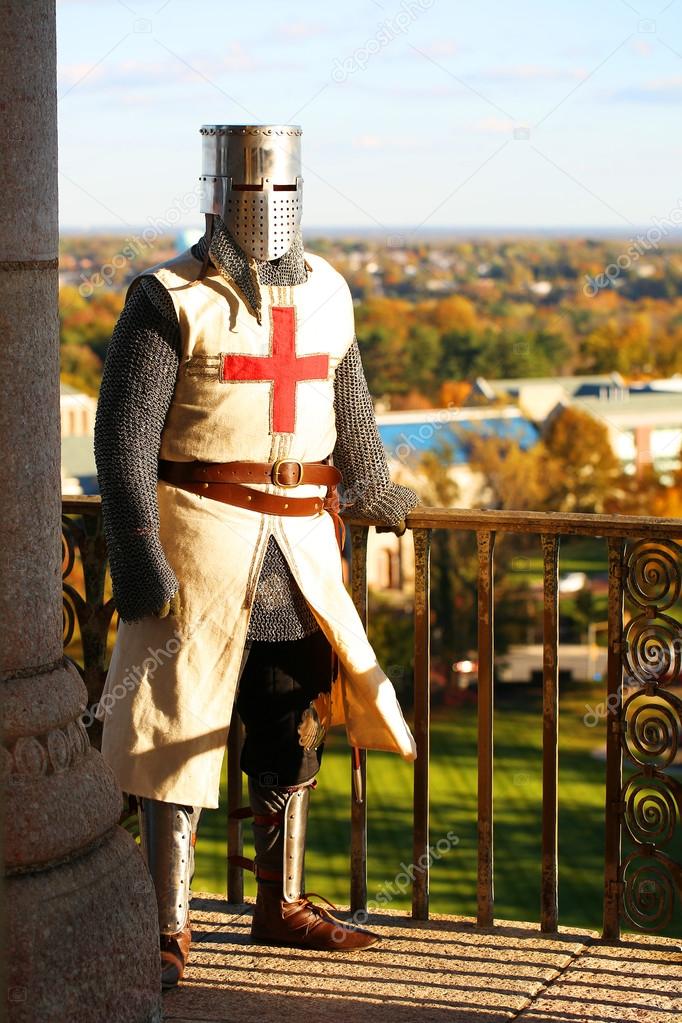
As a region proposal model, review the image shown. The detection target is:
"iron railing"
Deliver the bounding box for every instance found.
[62,496,682,940]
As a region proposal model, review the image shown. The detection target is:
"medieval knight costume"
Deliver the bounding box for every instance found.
[94,124,419,987]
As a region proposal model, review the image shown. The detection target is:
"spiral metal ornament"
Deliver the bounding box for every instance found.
[622,772,680,846]
[61,519,75,580]
[622,689,682,769]
[62,519,78,647]
[621,852,679,931]
[623,612,681,688]
[625,539,682,611]
[612,537,682,936]
[63,591,76,648]
[60,507,119,757]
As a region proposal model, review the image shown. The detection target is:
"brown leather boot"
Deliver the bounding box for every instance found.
[243,780,381,951]
[251,881,380,950]
[138,798,202,988]
[160,923,192,988]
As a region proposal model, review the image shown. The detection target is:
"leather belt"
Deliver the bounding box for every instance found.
[158,457,340,489]
[163,480,327,517]
[157,458,340,518]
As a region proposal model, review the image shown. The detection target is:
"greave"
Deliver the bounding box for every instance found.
[248,777,311,902]
[138,797,202,936]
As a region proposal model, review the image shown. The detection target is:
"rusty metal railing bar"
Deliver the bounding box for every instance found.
[62,497,682,937]
[64,496,682,540]
[412,528,431,920]
[349,507,682,540]
[603,536,625,940]
[349,524,369,914]
[541,533,560,932]
[476,529,496,927]
[226,713,244,903]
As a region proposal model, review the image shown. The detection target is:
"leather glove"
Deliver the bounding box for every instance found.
[154,589,182,619]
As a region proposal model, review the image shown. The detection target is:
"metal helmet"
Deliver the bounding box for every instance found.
[199,124,303,261]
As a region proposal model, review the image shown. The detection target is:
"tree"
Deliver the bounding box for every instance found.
[426,294,477,334]
[418,447,476,667]
[404,324,441,402]
[415,445,535,673]
[356,325,408,400]
[466,433,557,511]
[60,343,102,395]
[439,329,482,380]
[60,285,122,359]
[541,407,625,513]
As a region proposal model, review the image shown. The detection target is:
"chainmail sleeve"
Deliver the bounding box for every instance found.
[94,276,181,623]
[333,337,420,526]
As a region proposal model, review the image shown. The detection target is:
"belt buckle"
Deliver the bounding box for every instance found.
[272,458,304,488]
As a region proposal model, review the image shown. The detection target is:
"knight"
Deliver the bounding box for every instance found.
[94,124,419,988]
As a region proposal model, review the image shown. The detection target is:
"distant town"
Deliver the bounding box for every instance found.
[60,227,682,490]
[60,230,682,687]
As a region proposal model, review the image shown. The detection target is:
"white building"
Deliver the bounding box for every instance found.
[60,383,98,494]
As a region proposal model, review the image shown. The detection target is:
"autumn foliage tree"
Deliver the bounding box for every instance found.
[466,406,636,515]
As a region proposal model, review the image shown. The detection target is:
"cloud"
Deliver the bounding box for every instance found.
[470,117,515,135]
[58,62,107,87]
[352,134,384,150]
[351,133,420,151]
[274,21,328,41]
[408,39,459,58]
[473,64,588,83]
[609,75,682,103]
[631,39,654,57]
[57,45,300,96]
[351,79,458,102]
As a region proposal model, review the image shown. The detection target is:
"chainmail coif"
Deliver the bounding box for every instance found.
[202,217,308,322]
[94,218,419,633]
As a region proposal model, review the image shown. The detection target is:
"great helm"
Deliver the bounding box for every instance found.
[199,124,303,261]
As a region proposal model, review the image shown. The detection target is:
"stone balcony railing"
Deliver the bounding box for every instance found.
[62,495,682,949]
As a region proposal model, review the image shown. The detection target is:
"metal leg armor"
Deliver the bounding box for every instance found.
[137,797,202,987]
[247,777,380,950]
[248,777,310,901]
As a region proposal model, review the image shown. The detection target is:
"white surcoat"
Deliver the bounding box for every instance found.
[98,250,417,808]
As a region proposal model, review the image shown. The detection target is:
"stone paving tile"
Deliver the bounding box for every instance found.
[162,894,594,1023]
[515,932,682,1023]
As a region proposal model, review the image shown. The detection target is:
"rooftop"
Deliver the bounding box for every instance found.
[474,373,625,400]
[378,410,539,463]
[573,392,682,420]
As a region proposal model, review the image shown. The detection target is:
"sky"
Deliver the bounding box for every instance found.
[56,0,682,233]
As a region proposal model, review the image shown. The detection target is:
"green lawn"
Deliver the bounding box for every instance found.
[192,678,682,937]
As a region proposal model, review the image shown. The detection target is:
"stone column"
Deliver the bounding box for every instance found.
[0,3,161,1020]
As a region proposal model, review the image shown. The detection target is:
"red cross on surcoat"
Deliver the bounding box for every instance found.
[221,306,328,434]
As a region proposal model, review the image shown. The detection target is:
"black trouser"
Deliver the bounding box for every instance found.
[235,630,333,788]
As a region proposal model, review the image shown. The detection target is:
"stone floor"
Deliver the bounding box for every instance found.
[162,894,682,1023]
